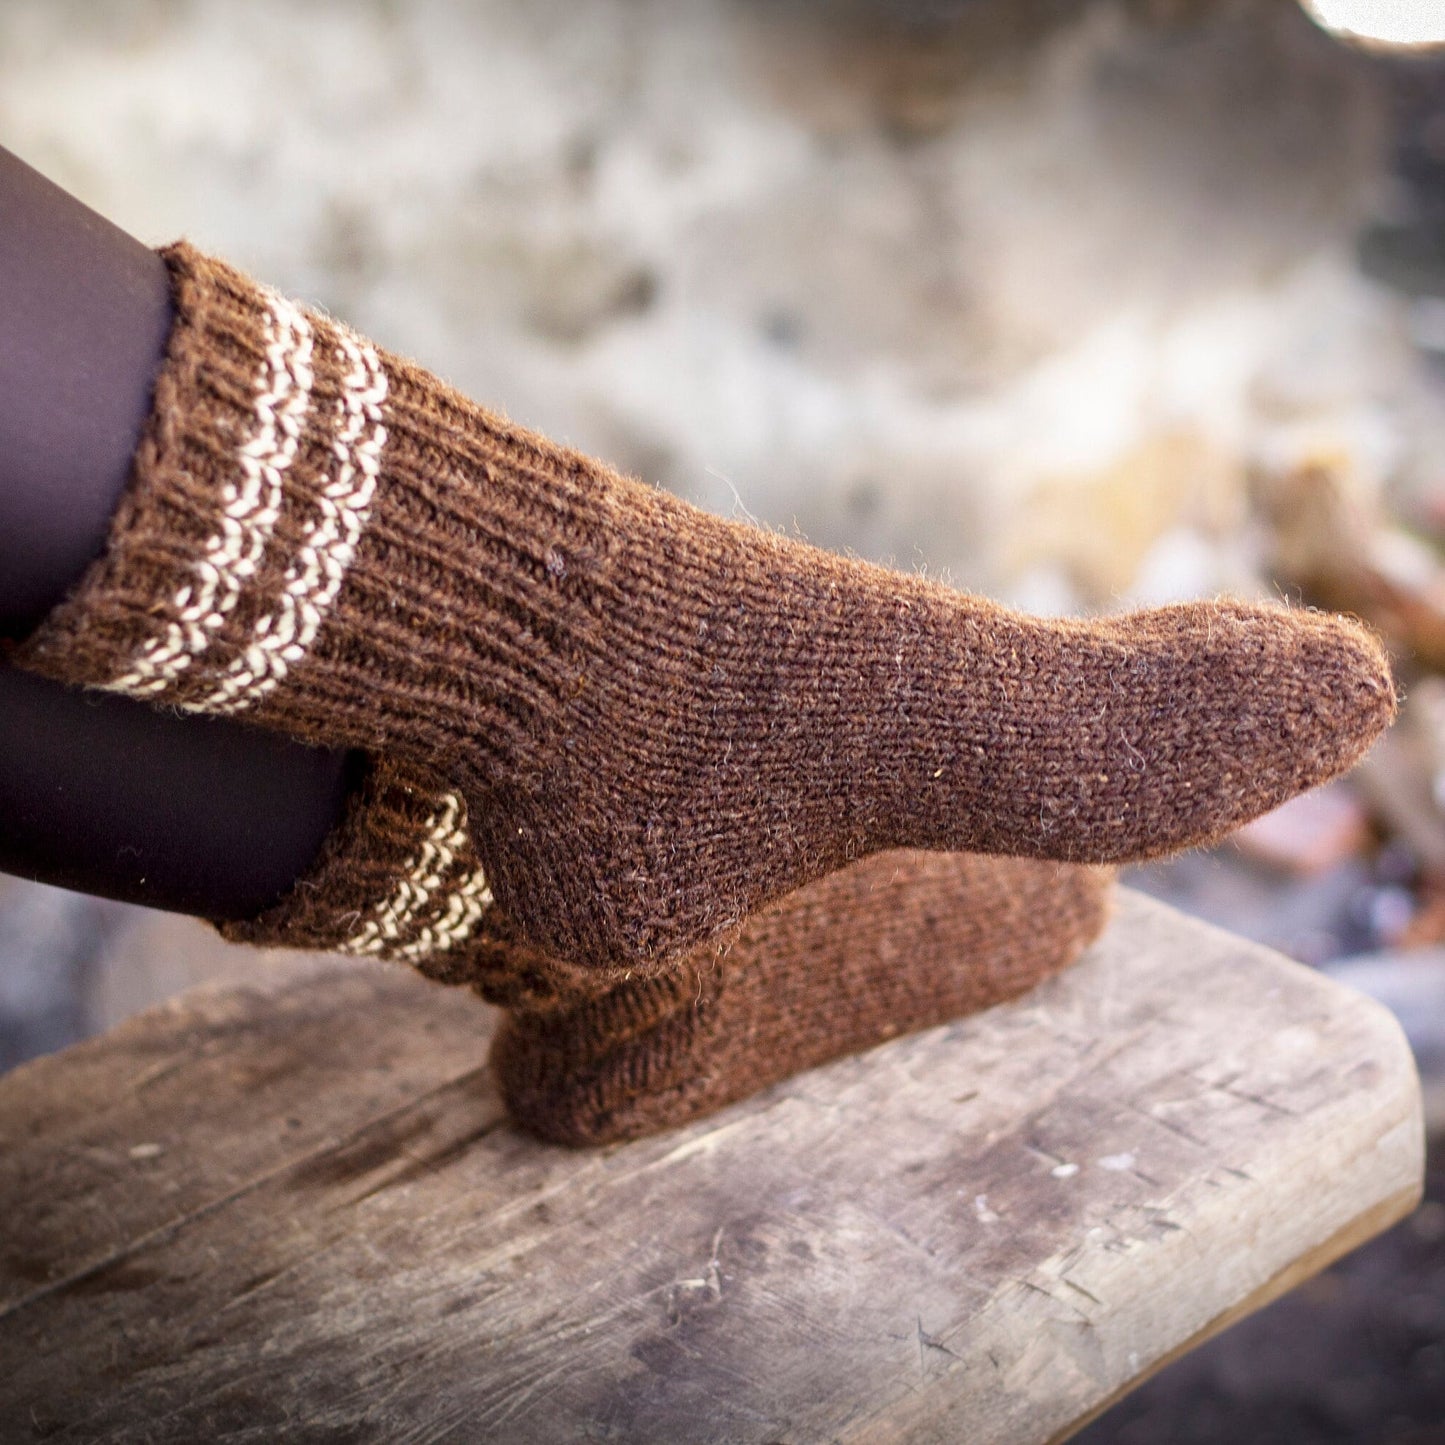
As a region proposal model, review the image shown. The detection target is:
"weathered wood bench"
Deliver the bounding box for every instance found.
[0,891,1423,1443]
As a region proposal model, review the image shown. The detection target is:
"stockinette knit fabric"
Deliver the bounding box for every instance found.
[221,755,1111,1144]
[491,851,1113,1146]
[14,241,1397,975]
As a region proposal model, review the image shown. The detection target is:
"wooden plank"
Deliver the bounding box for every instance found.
[0,891,1423,1443]
[0,955,497,1314]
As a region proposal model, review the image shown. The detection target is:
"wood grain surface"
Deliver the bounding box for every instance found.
[0,891,1423,1443]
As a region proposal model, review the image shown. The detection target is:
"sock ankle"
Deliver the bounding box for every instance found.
[219,756,640,1012]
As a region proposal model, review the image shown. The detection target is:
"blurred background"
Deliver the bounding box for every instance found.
[1,0,1444,1435]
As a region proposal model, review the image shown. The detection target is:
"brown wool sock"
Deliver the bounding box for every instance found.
[218,756,624,1011]
[490,850,1114,1146]
[225,756,1108,1145]
[15,242,1396,975]
[225,751,1109,1144]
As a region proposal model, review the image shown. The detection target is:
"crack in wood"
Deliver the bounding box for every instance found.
[0,1066,491,1326]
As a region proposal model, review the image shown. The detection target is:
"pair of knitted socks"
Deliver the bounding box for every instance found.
[11,244,1395,1142]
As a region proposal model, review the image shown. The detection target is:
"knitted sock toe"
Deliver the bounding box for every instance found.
[490,852,1114,1146]
[17,243,1394,975]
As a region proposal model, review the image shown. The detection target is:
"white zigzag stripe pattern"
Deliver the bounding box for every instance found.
[341,794,495,960]
[196,327,388,715]
[109,291,314,698]
[395,868,495,962]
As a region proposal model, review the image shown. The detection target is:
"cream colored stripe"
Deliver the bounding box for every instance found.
[200,327,388,715]
[110,291,315,699]
[395,868,495,961]
[341,794,473,957]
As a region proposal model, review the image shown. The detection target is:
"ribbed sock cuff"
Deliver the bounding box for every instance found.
[220,760,493,965]
[220,755,656,1013]
[17,243,391,716]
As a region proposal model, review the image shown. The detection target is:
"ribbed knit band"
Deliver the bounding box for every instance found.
[14,242,615,765]
[218,758,489,966]
[220,755,667,1011]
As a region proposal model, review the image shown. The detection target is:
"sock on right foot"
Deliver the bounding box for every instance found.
[17,243,1396,975]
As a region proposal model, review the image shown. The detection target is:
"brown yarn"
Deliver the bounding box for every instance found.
[224,753,1110,1143]
[491,851,1114,1145]
[221,756,640,1011]
[15,241,1397,978]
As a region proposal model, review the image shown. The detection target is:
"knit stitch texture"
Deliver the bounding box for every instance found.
[222,754,1111,1144]
[15,242,1398,975]
[221,757,643,1009]
[492,850,1113,1145]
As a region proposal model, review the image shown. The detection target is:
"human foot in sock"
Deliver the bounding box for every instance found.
[490,850,1113,1145]
[16,243,1395,973]
[219,760,1110,1147]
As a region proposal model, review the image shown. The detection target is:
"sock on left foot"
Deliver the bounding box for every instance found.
[220,756,1111,1146]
